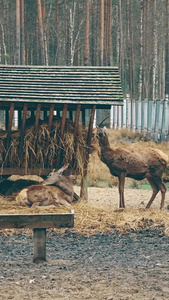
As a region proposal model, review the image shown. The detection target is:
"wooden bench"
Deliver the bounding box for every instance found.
[0,211,74,262]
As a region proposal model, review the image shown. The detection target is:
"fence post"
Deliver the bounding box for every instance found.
[123,98,126,127]
[161,95,169,140]
[110,106,113,128]
[126,94,130,128]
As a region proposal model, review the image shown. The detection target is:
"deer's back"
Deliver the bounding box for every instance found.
[100,146,168,177]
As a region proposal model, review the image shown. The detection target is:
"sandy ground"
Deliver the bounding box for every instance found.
[1,186,169,300]
[74,185,169,209]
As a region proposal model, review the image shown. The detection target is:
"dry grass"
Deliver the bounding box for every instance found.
[1,128,169,236]
[1,195,169,236]
[0,120,88,175]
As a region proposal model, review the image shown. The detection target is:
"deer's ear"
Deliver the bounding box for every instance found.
[103,126,107,131]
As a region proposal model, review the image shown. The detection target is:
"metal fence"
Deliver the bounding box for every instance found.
[96,95,169,142]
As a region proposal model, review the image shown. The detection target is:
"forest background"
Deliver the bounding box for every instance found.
[0,0,169,101]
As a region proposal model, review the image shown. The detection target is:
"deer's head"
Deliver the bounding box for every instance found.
[91,117,110,150]
[42,164,69,185]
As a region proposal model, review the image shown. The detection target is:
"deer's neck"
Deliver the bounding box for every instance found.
[99,138,110,149]
[99,142,114,163]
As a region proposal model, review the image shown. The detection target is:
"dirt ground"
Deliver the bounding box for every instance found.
[1,186,169,300]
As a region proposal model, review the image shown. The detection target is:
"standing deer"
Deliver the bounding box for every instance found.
[95,126,168,209]
[16,164,77,208]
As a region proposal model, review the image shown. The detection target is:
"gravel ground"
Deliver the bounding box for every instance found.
[0,229,169,300]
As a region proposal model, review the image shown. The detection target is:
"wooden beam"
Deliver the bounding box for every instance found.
[80,105,96,200]
[0,168,54,176]
[0,213,74,229]
[74,105,81,136]
[34,104,41,133]
[56,104,68,166]
[86,105,96,145]
[48,104,54,131]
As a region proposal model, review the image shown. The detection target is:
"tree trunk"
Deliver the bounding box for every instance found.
[100,0,104,65]
[119,0,124,87]
[37,0,45,64]
[139,0,143,100]
[108,0,113,66]
[84,0,90,66]
[16,0,21,64]
[128,0,135,98]
[152,0,157,100]
[20,0,25,65]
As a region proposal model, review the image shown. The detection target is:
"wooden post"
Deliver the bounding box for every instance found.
[48,104,54,131]
[5,103,14,166]
[34,104,41,133]
[56,104,68,166]
[19,103,28,162]
[74,105,81,135]
[80,105,96,199]
[33,228,46,262]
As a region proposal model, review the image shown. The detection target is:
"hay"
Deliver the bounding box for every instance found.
[1,196,169,236]
[0,120,88,175]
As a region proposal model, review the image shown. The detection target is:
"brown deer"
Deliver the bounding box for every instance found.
[95,126,168,209]
[16,165,77,208]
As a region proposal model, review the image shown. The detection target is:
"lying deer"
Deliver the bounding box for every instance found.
[95,126,168,209]
[16,165,77,208]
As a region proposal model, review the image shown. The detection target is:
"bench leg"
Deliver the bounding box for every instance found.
[33,228,46,262]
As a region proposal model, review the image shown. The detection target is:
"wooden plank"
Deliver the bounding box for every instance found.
[0,213,74,229]
[0,168,55,176]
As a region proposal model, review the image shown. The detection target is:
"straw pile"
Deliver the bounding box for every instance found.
[0,120,88,175]
[0,196,169,236]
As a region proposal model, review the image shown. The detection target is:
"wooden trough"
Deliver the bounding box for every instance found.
[0,65,123,198]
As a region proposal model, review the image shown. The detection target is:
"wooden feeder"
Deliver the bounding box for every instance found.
[0,65,123,198]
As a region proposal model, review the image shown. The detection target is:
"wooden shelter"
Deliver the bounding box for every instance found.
[0,65,123,198]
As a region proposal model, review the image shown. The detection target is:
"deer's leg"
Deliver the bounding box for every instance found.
[118,173,126,208]
[146,178,159,209]
[154,177,166,210]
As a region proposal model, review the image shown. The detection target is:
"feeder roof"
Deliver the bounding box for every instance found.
[0,65,123,106]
